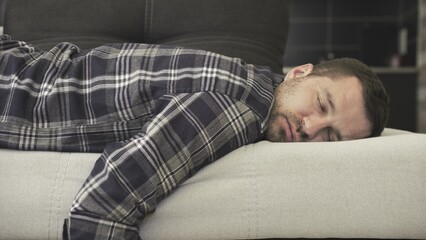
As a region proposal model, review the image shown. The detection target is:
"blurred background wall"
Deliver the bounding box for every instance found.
[284,0,418,67]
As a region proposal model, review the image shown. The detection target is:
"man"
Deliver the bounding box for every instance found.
[266,61,389,142]
[0,35,389,239]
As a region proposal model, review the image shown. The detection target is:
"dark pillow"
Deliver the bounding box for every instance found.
[4,0,288,73]
[150,0,289,73]
[4,0,146,47]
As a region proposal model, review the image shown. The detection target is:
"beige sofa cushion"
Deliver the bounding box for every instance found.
[0,128,425,239]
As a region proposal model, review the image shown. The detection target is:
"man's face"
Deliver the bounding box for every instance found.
[265,64,372,142]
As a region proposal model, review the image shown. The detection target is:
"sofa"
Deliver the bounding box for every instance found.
[1,0,426,239]
[2,0,288,74]
[1,129,426,239]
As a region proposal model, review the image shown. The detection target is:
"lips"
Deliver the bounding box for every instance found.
[283,116,299,142]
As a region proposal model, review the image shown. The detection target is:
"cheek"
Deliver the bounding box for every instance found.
[283,91,316,117]
[274,80,317,118]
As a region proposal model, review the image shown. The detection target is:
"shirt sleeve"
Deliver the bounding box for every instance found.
[0,34,35,52]
[64,91,264,240]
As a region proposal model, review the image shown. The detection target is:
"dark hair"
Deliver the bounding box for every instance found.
[310,58,390,137]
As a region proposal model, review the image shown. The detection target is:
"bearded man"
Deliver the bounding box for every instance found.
[0,35,389,239]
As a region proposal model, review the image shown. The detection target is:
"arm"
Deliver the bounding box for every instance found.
[0,34,21,51]
[0,34,40,53]
[64,91,264,240]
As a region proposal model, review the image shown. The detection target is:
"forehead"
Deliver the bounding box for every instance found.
[317,75,372,140]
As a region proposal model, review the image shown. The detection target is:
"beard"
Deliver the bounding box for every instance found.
[264,109,306,142]
[264,77,308,142]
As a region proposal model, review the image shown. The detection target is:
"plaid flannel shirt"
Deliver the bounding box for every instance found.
[0,35,283,239]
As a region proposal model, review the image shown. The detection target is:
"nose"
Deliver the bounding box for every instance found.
[302,115,329,141]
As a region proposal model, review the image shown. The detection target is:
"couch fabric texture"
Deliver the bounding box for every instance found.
[1,129,426,239]
[3,0,289,73]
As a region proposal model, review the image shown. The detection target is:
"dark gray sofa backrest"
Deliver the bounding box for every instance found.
[4,0,289,73]
[0,0,4,26]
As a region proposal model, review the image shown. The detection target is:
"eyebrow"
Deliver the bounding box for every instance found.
[324,88,342,141]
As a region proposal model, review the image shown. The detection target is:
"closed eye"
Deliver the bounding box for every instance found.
[317,94,326,113]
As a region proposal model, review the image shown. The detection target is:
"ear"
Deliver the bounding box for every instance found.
[284,63,313,81]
